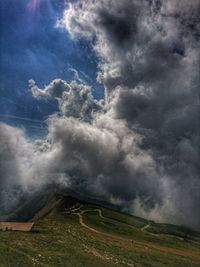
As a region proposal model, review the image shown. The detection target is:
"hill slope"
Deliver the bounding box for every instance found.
[0,195,200,267]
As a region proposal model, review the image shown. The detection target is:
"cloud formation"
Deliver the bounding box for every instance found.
[0,123,35,214]
[30,79,103,121]
[1,0,199,229]
[58,0,200,228]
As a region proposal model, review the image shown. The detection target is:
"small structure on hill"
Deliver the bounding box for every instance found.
[0,222,34,232]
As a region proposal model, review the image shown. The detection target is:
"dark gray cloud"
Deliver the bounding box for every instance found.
[1,0,200,230]
[57,0,200,229]
[47,115,160,203]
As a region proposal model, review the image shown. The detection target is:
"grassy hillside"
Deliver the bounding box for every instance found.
[0,196,200,267]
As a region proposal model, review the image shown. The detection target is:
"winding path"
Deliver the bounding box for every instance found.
[141,224,150,232]
[76,212,101,234]
[73,208,200,262]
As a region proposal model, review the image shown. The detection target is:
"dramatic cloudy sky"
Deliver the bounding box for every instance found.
[0,0,200,230]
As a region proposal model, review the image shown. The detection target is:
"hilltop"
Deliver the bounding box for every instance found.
[0,195,200,267]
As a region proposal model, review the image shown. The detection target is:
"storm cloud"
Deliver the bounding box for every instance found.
[57,0,200,228]
[0,0,200,229]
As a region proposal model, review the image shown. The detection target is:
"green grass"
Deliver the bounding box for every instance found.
[82,210,200,250]
[101,207,148,228]
[0,196,200,267]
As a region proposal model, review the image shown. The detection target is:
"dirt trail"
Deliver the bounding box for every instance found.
[140,223,158,237]
[74,209,200,262]
[76,213,100,234]
[141,224,150,232]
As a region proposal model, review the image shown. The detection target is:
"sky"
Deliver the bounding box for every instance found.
[0,0,200,230]
[0,0,104,136]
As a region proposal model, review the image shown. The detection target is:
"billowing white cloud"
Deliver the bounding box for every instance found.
[30,79,104,122]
